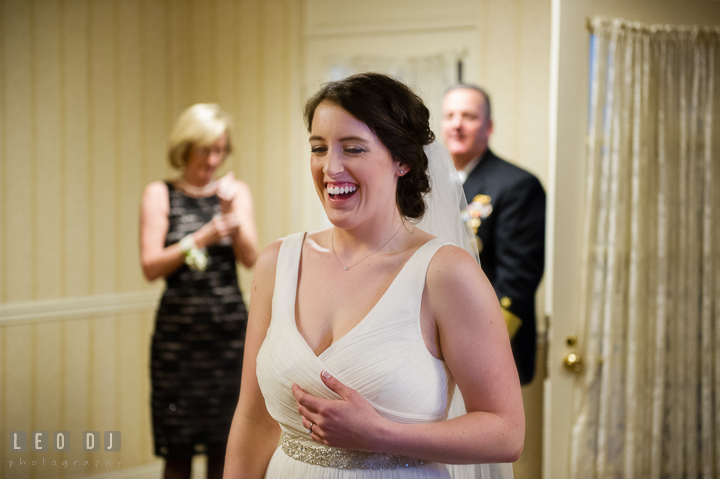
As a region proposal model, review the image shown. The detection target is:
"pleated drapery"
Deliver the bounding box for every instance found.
[570,18,720,478]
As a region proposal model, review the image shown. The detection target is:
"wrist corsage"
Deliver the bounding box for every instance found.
[179,234,208,271]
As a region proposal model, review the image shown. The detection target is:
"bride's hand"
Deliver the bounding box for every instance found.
[291,371,386,451]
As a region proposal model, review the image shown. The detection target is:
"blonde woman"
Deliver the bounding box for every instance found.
[140,103,258,479]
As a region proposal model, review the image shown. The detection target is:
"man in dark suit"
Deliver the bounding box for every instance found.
[441,84,545,385]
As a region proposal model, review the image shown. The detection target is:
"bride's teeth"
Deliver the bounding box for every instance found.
[327,185,356,195]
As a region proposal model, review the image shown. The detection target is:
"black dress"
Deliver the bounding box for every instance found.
[151,181,247,457]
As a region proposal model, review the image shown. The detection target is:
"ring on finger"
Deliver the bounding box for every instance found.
[307,422,314,435]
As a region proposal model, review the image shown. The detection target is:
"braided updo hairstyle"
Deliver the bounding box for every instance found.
[303,73,434,220]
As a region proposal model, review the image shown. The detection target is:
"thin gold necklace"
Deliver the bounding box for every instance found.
[331,223,403,271]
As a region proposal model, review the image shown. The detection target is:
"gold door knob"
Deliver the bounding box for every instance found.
[563,352,583,373]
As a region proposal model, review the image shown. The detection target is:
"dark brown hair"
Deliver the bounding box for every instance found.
[304,72,434,220]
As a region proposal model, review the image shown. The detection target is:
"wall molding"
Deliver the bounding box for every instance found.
[87,457,207,479]
[0,290,161,326]
[84,461,163,479]
[304,22,476,39]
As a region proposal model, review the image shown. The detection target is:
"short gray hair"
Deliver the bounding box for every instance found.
[444,83,491,121]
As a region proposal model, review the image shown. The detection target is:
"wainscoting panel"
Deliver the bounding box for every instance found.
[1,306,157,478]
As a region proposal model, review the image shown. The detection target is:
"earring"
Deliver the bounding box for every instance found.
[399,169,405,175]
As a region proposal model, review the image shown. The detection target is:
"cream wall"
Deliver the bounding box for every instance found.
[303,0,551,184]
[1,0,553,477]
[475,4,552,477]
[1,0,303,476]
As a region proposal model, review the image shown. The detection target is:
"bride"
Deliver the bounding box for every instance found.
[223,72,523,478]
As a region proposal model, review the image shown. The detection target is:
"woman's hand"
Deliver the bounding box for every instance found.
[194,213,240,248]
[292,371,386,452]
[199,173,258,267]
[215,212,241,238]
[216,172,239,213]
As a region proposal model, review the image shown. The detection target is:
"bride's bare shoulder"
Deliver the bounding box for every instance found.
[424,245,497,330]
[427,243,485,287]
[254,238,284,276]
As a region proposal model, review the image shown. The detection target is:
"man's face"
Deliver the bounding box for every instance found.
[441,88,493,167]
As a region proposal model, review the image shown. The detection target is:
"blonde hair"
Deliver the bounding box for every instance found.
[168,103,233,169]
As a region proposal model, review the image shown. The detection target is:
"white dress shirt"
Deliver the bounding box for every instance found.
[456,155,482,184]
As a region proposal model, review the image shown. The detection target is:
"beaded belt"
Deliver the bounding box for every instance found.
[280,433,430,470]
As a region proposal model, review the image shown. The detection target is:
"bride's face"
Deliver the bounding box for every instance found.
[309,101,403,230]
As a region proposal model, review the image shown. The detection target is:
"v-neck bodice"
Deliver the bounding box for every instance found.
[256,232,456,477]
[292,233,440,359]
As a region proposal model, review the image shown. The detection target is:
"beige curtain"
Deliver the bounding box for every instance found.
[570,18,720,478]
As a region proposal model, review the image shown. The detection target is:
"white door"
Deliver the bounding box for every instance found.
[543,3,590,477]
[544,2,720,478]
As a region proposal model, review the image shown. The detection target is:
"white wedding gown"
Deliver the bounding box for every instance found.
[256,232,513,479]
